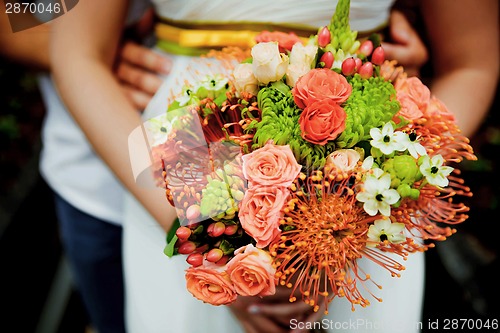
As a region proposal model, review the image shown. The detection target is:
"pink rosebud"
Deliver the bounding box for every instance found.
[319,51,334,69]
[186,252,203,267]
[359,40,373,57]
[359,62,373,79]
[178,241,197,255]
[341,58,356,76]
[318,26,331,48]
[371,46,385,65]
[186,204,201,220]
[206,248,224,263]
[208,222,226,238]
[354,58,363,72]
[224,224,239,236]
[176,226,192,241]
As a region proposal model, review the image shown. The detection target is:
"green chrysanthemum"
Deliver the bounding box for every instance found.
[335,74,400,149]
[250,86,336,170]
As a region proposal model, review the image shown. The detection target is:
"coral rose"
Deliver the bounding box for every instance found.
[299,99,346,145]
[226,244,277,297]
[242,143,301,187]
[325,149,361,172]
[238,186,289,248]
[185,266,237,305]
[292,68,352,109]
[425,96,456,121]
[395,76,431,111]
[395,92,424,121]
[255,31,302,53]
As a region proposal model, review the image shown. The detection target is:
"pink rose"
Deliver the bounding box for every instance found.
[395,92,424,121]
[185,266,237,306]
[325,149,361,172]
[299,99,346,145]
[255,31,303,53]
[395,76,431,111]
[292,68,352,109]
[238,186,289,248]
[242,143,301,187]
[226,244,277,297]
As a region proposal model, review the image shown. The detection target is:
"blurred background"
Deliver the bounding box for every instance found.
[0,1,499,333]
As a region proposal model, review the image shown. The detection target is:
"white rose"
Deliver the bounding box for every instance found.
[285,63,310,87]
[251,42,289,85]
[325,149,361,172]
[289,43,317,68]
[232,63,259,96]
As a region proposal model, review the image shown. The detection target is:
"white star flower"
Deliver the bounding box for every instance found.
[356,172,400,216]
[145,114,177,146]
[200,74,229,92]
[401,131,427,158]
[370,122,406,155]
[367,218,406,247]
[419,154,453,187]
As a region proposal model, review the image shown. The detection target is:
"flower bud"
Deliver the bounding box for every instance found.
[186,252,203,267]
[224,224,239,236]
[206,248,224,263]
[371,46,385,65]
[207,221,226,237]
[175,226,192,241]
[359,62,373,79]
[318,26,331,48]
[319,51,334,69]
[178,241,197,255]
[359,40,373,57]
[341,58,356,76]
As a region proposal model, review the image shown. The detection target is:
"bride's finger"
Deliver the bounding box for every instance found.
[116,61,163,95]
[120,41,172,75]
[120,85,151,111]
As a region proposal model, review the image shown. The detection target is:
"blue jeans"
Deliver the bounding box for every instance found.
[54,194,125,333]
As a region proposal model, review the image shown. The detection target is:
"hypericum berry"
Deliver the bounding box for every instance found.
[371,46,385,65]
[224,224,239,236]
[176,226,192,241]
[318,26,331,48]
[178,241,197,254]
[206,248,224,263]
[186,252,203,267]
[207,221,226,237]
[359,40,374,57]
[354,58,363,71]
[359,62,374,79]
[320,51,334,69]
[215,255,230,266]
[186,204,201,220]
[341,58,356,76]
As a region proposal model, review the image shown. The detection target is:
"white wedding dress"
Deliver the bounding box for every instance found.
[123,1,425,332]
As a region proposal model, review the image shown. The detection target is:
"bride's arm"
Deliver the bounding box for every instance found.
[50,0,177,231]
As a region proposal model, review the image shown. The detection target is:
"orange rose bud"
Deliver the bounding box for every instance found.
[359,62,373,79]
[176,226,192,241]
[359,40,373,56]
[341,58,356,76]
[208,222,226,237]
[186,252,204,267]
[206,248,224,262]
[320,51,334,69]
[318,26,331,48]
[371,46,385,65]
[178,241,197,254]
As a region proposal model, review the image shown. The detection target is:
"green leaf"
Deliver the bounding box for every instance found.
[167,217,181,243]
[163,235,178,258]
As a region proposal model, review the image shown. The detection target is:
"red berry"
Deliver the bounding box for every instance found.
[186,253,203,267]
[186,205,200,220]
[341,58,356,76]
[215,255,230,266]
[371,46,385,65]
[206,248,224,263]
[318,26,331,48]
[359,62,374,79]
[175,226,192,241]
[178,241,197,254]
[354,58,363,71]
[208,222,226,237]
[224,224,239,236]
[320,51,334,69]
[359,40,374,57]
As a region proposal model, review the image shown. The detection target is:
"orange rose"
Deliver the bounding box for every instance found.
[299,99,346,145]
[292,68,352,109]
[242,142,301,187]
[395,92,424,121]
[255,30,303,53]
[238,186,288,248]
[226,244,277,297]
[185,266,237,306]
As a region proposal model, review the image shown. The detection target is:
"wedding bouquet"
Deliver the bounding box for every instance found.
[145,0,475,313]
